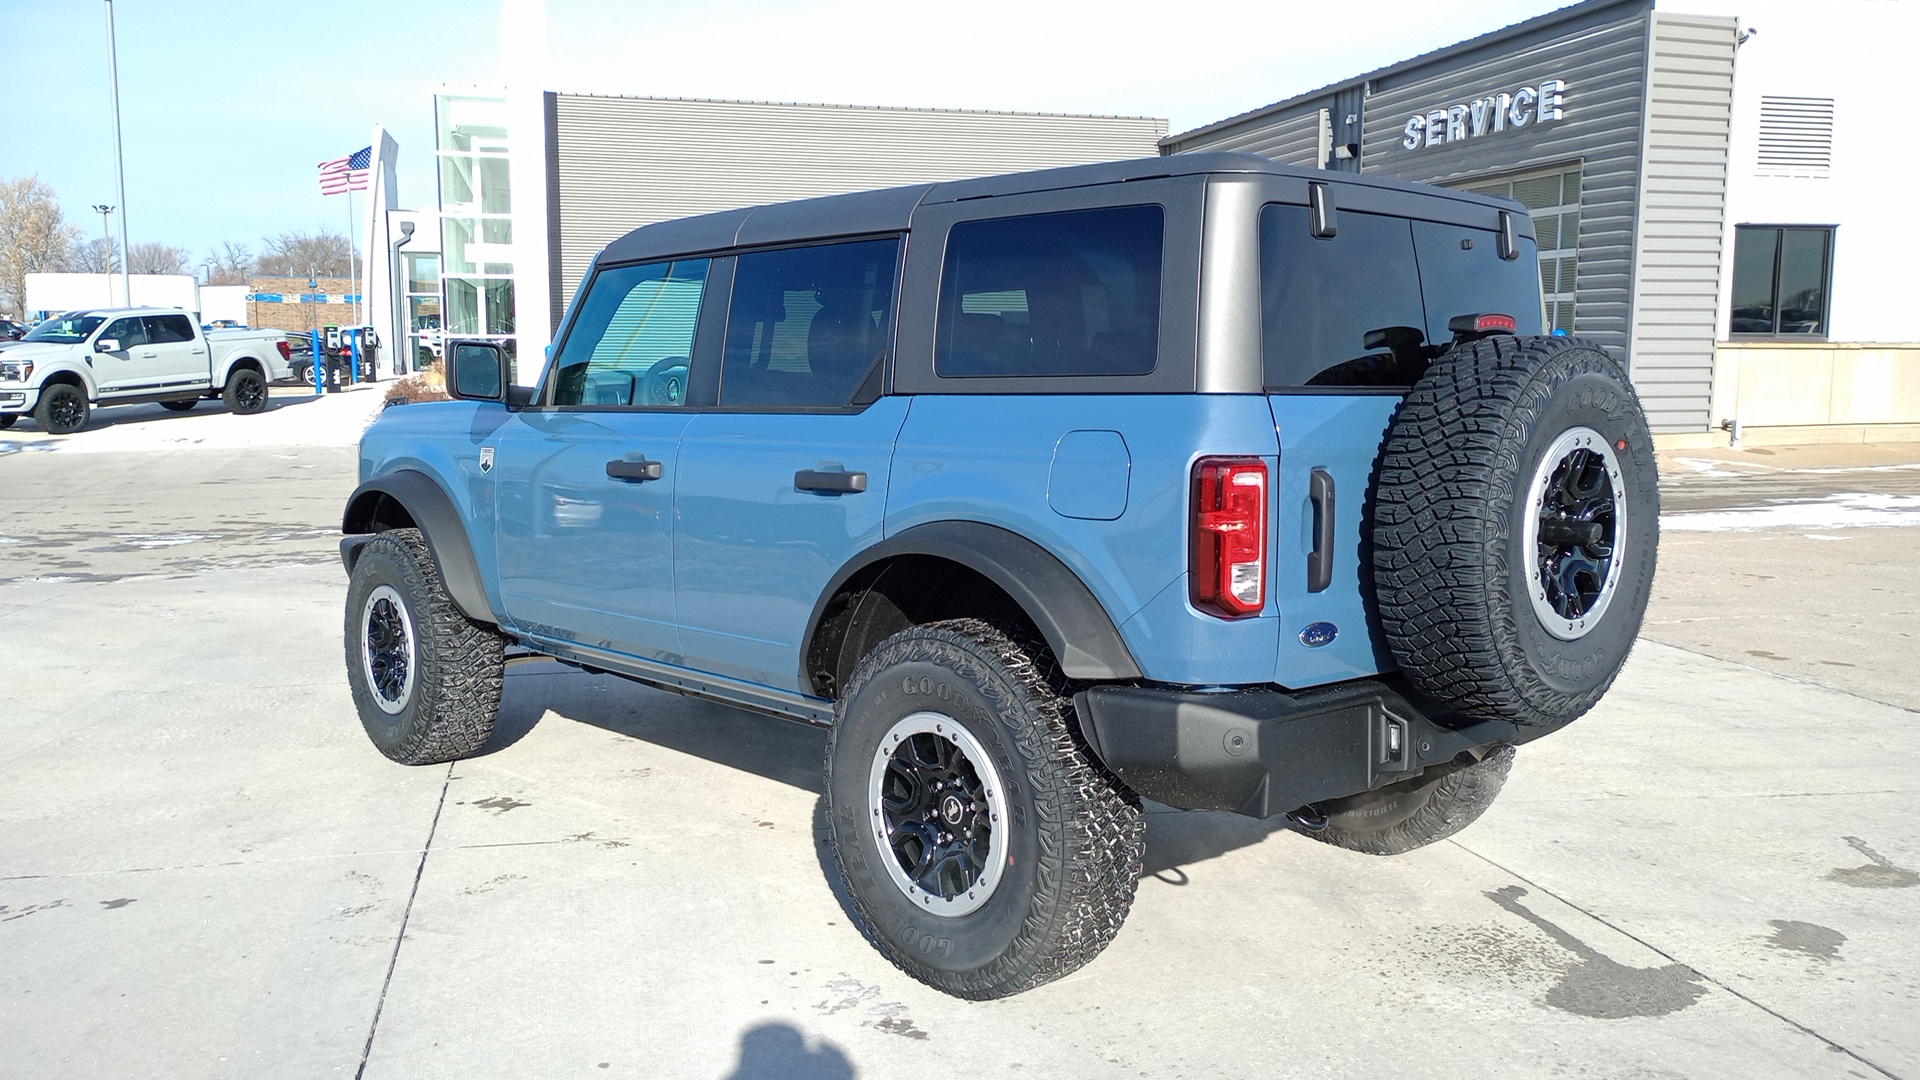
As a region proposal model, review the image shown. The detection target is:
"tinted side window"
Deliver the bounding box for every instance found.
[145,314,196,344]
[1260,205,1425,387]
[1411,219,1544,344]
[551,258,708,407]
[721,238,898,408]
[101,317,149,349]
[936,205,1163,378]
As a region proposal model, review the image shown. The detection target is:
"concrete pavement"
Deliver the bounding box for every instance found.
[2,439,1916,1079]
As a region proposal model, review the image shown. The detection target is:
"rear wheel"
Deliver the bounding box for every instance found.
[33,383,89,434]
[223,368,268,414]
[344,529,505,764]
[825,620,1144,1000]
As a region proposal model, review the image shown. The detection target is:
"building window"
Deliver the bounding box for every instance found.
[1730,226,1833,337]
[1461,165,1580,333]
[436,93,516,365]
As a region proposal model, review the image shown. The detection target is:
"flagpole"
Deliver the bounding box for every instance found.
[346,188,359,326]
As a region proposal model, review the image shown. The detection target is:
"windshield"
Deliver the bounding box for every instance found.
[22,312,106,344]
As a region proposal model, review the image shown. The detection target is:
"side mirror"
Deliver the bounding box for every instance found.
[95,338,121,353]
[449,340,511,403]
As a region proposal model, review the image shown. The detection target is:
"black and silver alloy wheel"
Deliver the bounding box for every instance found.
[1522,426,1625,640]
[359,583,417,716]
[343,528,505,765]
[826,619,1144,999]
[868,711,1009,917]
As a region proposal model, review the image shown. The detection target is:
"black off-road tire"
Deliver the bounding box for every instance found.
[344,528,505,764]
[825,619,1144,1000]
[33,383,89,434]
[1301,746,1516,855]
[1372,335,1658,728]
[223,368,268,414]
[159,399,197,412]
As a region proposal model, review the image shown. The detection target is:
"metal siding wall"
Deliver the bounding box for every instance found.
[549,96,1168,297]
[1360,12,1652,370]
[1164,101,1328,168]
[1627,13,1737,433]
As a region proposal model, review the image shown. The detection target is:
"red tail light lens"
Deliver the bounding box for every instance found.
[276,340,292,362]
[1191,457,1267,618]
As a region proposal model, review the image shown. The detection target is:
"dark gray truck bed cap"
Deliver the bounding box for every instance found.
[594,151,1531,266]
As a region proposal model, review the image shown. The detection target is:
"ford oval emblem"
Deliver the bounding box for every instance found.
[1299,622,1338,648]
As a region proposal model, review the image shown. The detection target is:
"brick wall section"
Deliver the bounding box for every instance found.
[245,276,360,336]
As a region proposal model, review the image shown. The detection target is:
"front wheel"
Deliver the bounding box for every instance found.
[825,620,1144,1000]
[33,383,89,434]
[344,529,505,764]
[223,368,268,414]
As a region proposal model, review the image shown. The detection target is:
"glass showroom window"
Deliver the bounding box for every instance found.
[1730,226,1833,337]
[436,93,516,366]
[1463,166,1580,333]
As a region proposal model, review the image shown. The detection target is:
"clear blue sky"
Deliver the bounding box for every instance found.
[1,0,1559,270]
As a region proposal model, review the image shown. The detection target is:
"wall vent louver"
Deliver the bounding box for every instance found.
[1756,96,1834,178]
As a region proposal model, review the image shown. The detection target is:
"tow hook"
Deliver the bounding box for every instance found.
[1285,804,1329,832]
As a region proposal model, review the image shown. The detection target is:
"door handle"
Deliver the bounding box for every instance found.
[795,469,867,494]
[1307,467,1335,593]
[605,458,663,482]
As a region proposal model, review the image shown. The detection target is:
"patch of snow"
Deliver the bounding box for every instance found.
[1661,493,1920,532]
[0,384,390,455]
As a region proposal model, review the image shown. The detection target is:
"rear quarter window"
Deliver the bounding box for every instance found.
[1260,204,1425,388]
[1411,219,1544,344]
[936,205,1163,378]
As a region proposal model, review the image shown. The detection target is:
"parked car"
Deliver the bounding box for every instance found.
[0,318,26,340]
[0,308,290,433]
[338,153,1658,999]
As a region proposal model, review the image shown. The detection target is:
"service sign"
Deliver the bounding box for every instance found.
[1401,79,1566,150]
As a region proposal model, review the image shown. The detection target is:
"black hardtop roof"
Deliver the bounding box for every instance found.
[596,151,1526,265]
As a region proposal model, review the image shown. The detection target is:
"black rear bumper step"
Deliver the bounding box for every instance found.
[1074,679,1564,819]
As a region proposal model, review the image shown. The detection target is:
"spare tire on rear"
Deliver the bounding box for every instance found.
[1371,335,1658,728]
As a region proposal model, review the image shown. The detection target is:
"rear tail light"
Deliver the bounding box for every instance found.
[276,340,292,362]
[1191,457,1267,618]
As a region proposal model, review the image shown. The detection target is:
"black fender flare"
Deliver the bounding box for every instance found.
[340,470,496,625]
[802,520,1143,686]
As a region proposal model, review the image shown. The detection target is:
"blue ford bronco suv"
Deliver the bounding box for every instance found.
[340,152,1657,999]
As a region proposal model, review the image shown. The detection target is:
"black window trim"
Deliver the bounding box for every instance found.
[1728,223,1837,341]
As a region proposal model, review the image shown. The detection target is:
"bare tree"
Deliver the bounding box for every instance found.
[0,175,81,316]
[201,241,255,284]
[128,241,191,275]
[257,229,353,277]
[70,236,121,274]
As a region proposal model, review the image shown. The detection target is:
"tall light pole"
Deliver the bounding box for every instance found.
[103,1,131,307]
[91,204,114,305]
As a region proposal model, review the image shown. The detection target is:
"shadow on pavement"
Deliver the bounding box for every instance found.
[4,389,340,436]
[720,1022,854,1080]
[490,664,1307,891]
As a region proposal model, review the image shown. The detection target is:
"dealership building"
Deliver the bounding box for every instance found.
[1164,0,1916,444]
[355,0,1910,446]
[356,95,1165,381]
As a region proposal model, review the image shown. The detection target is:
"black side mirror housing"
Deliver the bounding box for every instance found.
[449,340,513,404]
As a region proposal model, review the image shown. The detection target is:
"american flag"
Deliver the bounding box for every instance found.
[318,147,372,195]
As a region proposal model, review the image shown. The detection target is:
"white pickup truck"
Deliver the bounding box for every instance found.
[0,308,291,434]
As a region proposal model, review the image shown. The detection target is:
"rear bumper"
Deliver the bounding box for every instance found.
[1074,680,1563,819]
